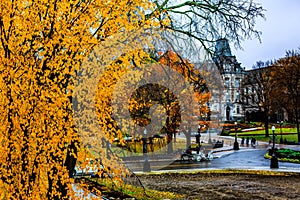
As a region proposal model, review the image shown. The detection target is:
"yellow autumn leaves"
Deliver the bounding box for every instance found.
[0,0,216,198]
[0,0,159,199]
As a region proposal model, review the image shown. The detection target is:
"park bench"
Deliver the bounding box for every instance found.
[213,140,224,148]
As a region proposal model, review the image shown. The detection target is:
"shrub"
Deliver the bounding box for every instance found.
[266,148,300,164]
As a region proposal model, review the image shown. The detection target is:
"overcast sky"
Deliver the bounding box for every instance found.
[231,0,300,69]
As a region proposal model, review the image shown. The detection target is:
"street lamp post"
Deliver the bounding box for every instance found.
[143,129,151,172]
[270,125,279,168]
[233,122,239,150]
[208,127,212,144]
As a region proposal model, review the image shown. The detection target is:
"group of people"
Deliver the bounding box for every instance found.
[240,137,256,147]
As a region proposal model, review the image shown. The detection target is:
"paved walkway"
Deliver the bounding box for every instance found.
[209,134,268,158]
[172,132,300,173]
[209,134,300,157]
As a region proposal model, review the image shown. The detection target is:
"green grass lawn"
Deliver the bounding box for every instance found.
[232,128,298,135]
[229,128,299,143]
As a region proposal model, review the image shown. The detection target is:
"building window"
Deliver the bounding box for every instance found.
[245,88,249,104]
[226,91,229,101]
[225,78,229,87]
[213,104,218,111]
[236,91,240,101]
[225,63,230,72]
[237,106,240,114]
[235,78,240,87]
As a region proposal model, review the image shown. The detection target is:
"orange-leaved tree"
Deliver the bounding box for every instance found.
[94,50,211,158]
[157,51,211,149]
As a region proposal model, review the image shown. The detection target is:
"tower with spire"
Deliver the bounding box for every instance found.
[212,38,245,121]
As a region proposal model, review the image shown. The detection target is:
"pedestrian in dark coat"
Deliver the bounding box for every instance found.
[241,137,245,146]
[246,137,250,147]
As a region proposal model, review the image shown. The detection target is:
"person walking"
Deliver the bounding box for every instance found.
[241,137,245,146]
[251,137,255,147]
[246,137,249,147]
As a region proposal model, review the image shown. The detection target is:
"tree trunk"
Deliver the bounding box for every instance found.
[64,139,79,178]
[167,132,173,154]
[173,132,176,143]
[47,159,68,200]
[264,110,269,137]
[295,109,300,142]
[185,128,192,149]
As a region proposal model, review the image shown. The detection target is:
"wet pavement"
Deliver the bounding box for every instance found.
[210,148,300,171]
[136,147,300,172]
[129,134,300,173]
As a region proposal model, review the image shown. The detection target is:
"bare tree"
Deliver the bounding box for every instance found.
[149,0,265,55]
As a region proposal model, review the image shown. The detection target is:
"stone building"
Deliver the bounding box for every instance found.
[211,38,245,121]
[242,66,288,123]
[208,38,296,123]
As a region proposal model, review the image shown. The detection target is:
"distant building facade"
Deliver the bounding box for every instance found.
[210,38,289,123]
[242,66,288,123]
[211,38,245,121]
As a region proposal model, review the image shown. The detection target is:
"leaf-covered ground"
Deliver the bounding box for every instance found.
[136,170,300,199]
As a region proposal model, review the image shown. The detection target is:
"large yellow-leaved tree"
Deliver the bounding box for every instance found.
[0,0,155,198]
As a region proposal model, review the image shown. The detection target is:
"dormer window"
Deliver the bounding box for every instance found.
[225,63,230,72]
